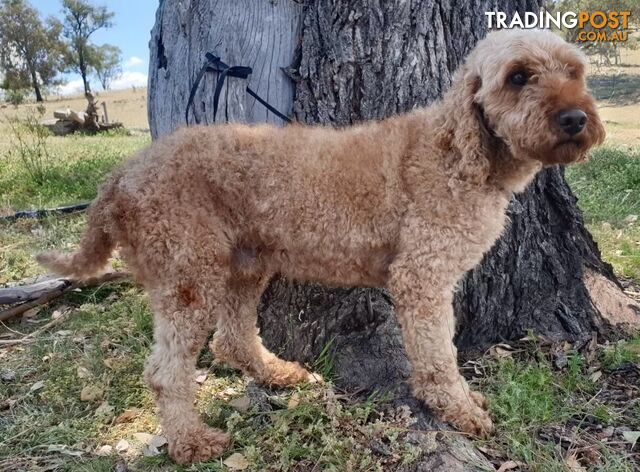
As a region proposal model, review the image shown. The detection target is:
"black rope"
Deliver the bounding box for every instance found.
[185,52,291,125]
[0,202,91,222]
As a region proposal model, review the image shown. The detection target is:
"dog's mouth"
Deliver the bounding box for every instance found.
[554,138,582,149]
[541,137,588,165]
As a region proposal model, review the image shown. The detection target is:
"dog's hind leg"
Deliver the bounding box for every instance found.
[210,276,315,387]
[145,285,229,465]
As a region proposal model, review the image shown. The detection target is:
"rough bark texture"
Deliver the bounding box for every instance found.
[148,0,302,138]
[148,1,634,468]
[454,166,620,351]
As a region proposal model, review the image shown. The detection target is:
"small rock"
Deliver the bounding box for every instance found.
[29,380,45,392]
[224,452,250,470]
[76,366,91,379]
[80,385,103,402]
[622,431,640,448]
[1,369,16,382]
[287,393,300,409]
[133,432,168,456]
[229,396,251,413]
[94,401,115,418]
[95,444,113,456]
[590,370,602,382]
[370,438,392,456]
[194,373,208,384]
[554,350,568,369]
[115,439,129,453]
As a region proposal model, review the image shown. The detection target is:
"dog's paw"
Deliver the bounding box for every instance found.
[307,372,324,384]
[447,403,493,439]
[168,426,230,465]
[260,360,316,387]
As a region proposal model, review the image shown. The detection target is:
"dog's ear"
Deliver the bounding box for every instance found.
[443,68,493,185]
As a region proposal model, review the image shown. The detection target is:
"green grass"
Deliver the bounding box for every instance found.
[0,285,157,469]
[0,130,149,210]
[476,348,637,471]
[566,145,640,281]
[567,145,640,225]
[0,286,422,471]
[0,215,88,283]
[601,338,640,370]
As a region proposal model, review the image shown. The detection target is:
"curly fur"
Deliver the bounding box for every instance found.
[37,29,604,464]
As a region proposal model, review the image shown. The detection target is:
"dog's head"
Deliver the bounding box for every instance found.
[453,29,605,169]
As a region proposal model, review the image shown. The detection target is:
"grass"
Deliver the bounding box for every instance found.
[601,338,640,370]
[476,344,639,471]
[0,129,149,211]
[567,146,640,225]
[0,284,423,471]
[566,145,640,282]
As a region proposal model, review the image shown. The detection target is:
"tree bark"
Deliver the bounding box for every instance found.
[148,0,638,468]
[148,0,302,138]
[27,60,43,102]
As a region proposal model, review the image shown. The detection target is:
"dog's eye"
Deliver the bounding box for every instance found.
[508,71,528,87]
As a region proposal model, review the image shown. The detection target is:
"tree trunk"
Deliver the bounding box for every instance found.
[148,0,638,468]
[28,62,43,102]
[81,70,90,94]
[79,48,90,94]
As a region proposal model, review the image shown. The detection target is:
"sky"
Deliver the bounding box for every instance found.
[35,0,158,95]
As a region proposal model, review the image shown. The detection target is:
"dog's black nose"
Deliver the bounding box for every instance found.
[556,109,587,136]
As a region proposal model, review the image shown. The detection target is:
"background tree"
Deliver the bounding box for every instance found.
[90,43,121,90]
[61,0,114,94]
[148,0,639,466]
[551,0,640,65]
[0,0,65,102]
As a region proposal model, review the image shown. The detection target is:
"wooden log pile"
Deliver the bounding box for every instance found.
[42,92,124,136]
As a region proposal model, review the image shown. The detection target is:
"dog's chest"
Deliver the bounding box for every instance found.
[444,192,510,272]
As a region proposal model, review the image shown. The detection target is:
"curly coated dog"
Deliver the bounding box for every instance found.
[38,29,605,464]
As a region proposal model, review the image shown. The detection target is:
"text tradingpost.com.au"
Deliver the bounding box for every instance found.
[485,10,632,42]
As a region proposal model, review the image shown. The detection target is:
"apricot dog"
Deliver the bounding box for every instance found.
[38,29,604,464]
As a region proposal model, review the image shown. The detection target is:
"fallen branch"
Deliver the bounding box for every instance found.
[0,278,70,305]
[0,271,130,323]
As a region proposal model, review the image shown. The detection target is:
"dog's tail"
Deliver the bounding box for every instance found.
[37,181,118,280]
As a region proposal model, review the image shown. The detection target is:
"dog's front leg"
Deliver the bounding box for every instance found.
[389,253,493,437]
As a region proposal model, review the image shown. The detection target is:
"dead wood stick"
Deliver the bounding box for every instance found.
[0,272,130,323]
[0,278,70,305]
[0,310,72,346]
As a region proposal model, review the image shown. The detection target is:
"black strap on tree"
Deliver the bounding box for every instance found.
[185,52,292,125]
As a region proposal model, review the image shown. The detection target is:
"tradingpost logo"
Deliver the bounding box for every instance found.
[485,10,632,42]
